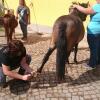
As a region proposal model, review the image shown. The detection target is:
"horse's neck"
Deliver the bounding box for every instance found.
[69,12,79,19]
[70,12,77,16]
[4,14,10,18]
[69,13,83,23]
[4,14,15,19]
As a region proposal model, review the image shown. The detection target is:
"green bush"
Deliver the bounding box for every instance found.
[0,9,4,17]
[0,3,5,17]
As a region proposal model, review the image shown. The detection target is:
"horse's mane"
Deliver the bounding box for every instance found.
[69,2,88,21]
[72,2,88,8]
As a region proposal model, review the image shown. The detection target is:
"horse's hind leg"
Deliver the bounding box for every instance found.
[74,43,78,64]
[13,29,16,39]
[37,46,56,73]
[9,28,14,42]
[4,27,9,44]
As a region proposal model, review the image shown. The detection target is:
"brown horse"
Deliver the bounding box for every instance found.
[37,2,88,81]
[3,10,18,43]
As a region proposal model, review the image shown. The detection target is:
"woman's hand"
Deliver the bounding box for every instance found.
[22,74,32,81]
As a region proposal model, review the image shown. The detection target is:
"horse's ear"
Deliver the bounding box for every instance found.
[72,1,78,5]
[87,1,89,4]
[87,1,90,7]
[78,2,80,5]
[87,1,89,5]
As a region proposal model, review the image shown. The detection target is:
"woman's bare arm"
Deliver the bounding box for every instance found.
[2,64,32,80]
[73,5,95,14]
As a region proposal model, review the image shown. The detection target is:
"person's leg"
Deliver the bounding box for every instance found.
[22,24,27,39]
[87,34,98,67]
[97,34,100,65]
[19,21,27,39]
[93,34,100,76]
[0,67,6,86]
[18,54,31,75]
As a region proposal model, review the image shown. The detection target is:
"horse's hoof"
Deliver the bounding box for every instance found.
[31,71,37,77]
[57,79,65,84]
[74,60,78,64]
[57,76,65,83]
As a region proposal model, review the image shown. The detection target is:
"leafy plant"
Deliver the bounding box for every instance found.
[0,3,5,17]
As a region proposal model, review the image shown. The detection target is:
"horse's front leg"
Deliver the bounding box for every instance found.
[4,27,9,44]
[9,28,14,42]
[37,46,56,73]
[74,43,78,64]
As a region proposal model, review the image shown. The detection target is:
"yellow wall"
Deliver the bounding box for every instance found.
[5,0,95,27]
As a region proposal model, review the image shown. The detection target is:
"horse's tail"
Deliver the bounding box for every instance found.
[56,22,67,81]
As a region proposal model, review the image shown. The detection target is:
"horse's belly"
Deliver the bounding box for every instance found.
[77,32,85,43]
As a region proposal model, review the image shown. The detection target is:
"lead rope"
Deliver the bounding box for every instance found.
[28,0,40,88]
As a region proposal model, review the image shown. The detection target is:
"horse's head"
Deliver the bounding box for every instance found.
[69,2,89,21]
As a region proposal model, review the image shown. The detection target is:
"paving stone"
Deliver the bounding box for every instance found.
[72,96,80,100]
[13,96,20,100]
[79,96,84,100]
[84,95,92,99]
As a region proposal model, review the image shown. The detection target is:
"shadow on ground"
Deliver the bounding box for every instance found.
[70,69,100,86]
[8,79,30,95]
[30,71,73,89]
[0,33,50,47]
[68,58,89,64]
[5,68,100,95]
[23,33,50,45]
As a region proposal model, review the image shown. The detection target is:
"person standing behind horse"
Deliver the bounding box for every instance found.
[16,0,30,41]
[73,1,100,69]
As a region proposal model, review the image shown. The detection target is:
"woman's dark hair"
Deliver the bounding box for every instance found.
[8,40,24,52]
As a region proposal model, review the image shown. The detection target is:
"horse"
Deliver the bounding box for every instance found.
[37,2,88,81]
[3,9,18,43]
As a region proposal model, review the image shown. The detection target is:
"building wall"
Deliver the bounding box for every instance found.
[4,0,95,27]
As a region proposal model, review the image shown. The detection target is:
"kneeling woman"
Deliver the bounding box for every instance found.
[0,40,33,86]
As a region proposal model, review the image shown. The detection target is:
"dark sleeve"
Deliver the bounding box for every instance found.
[0,47,10,66]
[21,47,26,57]
[1,54,9,66]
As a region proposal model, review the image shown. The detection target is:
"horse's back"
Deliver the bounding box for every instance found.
[54,15,84,34]
[3,14,18,28]
[10,15,18,28]
[3,14,18,43]
[3,14,10,27]
[52,15,85,44]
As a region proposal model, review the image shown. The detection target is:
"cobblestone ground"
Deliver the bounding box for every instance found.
[0,32,100,100]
